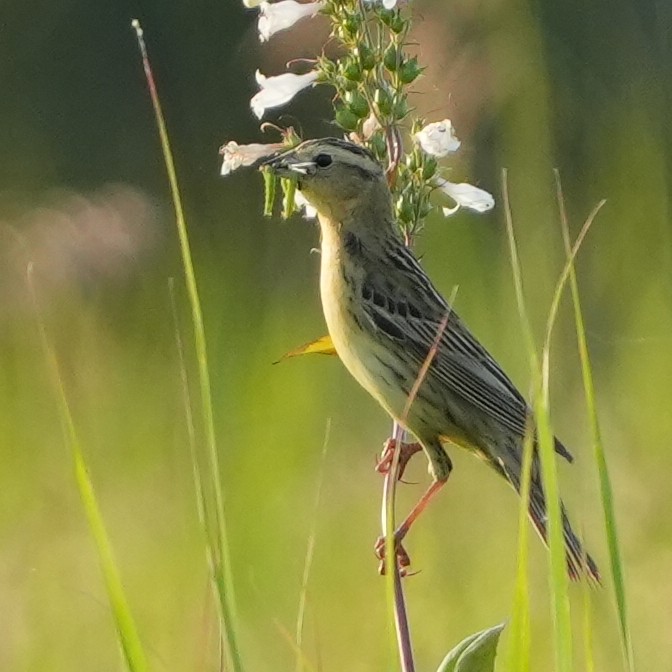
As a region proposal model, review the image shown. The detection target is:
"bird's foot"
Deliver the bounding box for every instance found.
[374,533,413,577]
[373,478,447,577]
[375,438,422,482]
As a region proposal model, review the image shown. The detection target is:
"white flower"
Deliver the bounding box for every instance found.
[435,177,495,215]
[364,0,398,8]
[294,190,317,219]
[258,1,324,42]
[414,119,461,157]
[219,141,285,176]
[243,0,264,7]
[250,69,320,119]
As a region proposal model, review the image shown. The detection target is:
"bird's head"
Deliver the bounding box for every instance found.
[264,138,392,228]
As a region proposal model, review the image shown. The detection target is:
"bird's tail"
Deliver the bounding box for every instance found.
[528,474,601,583]
[503,453,601,584]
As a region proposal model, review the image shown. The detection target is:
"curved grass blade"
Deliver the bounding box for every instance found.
[505,427,534,672]
[132,20,242,672]
[295,420,331,672]
[28,265,149,672]
[502,169,571,672]
[554,172,635,672]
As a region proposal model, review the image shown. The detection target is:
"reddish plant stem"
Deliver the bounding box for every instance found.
[382,422,416,672]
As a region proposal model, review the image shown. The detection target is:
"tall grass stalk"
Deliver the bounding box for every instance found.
[169,278,222,667]
[506,427,534,672]
[28,265,149,672]
[502,170,571,672]
[504,166,611,672]
[132,20,242,672]
[541,195,605,672]
[582,566,596,672]
[295,420,331,672]
[554,173,635,672]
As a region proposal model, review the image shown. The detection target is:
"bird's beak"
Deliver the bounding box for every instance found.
[262,149,317,177]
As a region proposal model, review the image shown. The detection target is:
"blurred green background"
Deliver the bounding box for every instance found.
[1,0,671,670]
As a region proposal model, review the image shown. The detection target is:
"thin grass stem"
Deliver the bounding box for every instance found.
[506,425,534,672]
[502,169,572,672]
[295,420,331,672]
[28,265,149,672]
[554,172,635,672]
[132,20,242,672]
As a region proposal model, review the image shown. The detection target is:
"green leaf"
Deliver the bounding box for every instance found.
[263,169,277,217]
[436,623,505,672]
[281,178,297,219]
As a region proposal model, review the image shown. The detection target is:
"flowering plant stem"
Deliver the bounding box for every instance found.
[222,1,495,668]
[382,422,416,672]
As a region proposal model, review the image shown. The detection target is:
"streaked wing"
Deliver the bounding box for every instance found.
[360,242,531,439]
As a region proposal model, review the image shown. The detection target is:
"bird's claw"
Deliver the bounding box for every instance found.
[375,438,422,481]
[374,534,412,576]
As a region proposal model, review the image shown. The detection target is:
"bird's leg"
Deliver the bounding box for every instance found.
[375,475,448,575]
[375,437,422,482]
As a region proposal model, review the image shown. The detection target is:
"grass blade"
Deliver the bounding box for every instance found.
[554,172,635,672]
[169,278,222,667]
[540,188,604,672]
[132,20,242,672]
[28,265,149,672]
[295,420,331,672]
[505,427,534,672]
[502,169,571,672]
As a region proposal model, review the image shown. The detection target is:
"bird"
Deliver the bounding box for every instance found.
[264,137,600,582]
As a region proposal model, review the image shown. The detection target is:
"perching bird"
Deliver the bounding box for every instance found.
[265,137,599,582]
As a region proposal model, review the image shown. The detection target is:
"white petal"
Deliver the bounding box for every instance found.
[250,69,319,119]
[436,177,495,214]
[382,0,397,7]
[219,141,284,176]
[361,112,381,140]
[441,205,460,217]
[294,190,317,219]
[243,0,264,6]
[414,119,461,157]
[258,1,323,42]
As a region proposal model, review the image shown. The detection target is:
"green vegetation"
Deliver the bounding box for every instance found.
[0,0,668,670]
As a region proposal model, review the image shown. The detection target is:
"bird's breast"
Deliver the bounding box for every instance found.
[319,237,409,420]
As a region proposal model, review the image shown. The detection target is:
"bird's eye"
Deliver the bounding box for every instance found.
[315,153,333,168]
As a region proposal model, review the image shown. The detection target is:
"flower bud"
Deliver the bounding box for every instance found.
[383,44,400,72]
[339,76,359,92]
[419,201,433,219]
[355,44,376,71]
[345,90,370,118]
[396,195,415,224]
[335,105,359,131]
[399,57,422,83]
[374,88,393,116]
[394,97,409,120]
[421,157,437,180]
[341,58,362,82]
[378,9,395,26]
[388,13,406,34]
[369,131,387,158]
[377,7,405,32]
[342,13,361,36]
